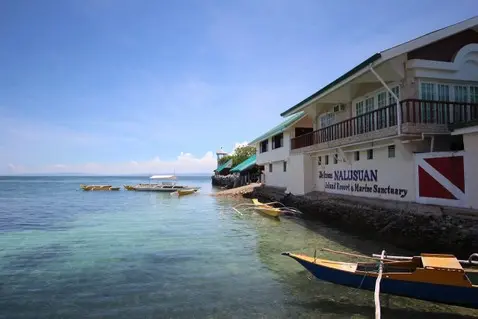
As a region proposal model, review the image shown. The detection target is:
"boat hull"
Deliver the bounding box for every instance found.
[177,189,197,196]
[284,253,478,309]
[252,199,281,218]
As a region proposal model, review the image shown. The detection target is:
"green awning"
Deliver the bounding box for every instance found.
[249,111,306,145]
[230,154,256,173]
[215,159,233,173]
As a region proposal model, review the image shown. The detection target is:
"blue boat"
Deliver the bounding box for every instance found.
[282,252,478,309]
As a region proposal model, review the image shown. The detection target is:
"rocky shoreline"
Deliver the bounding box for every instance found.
[245,185,478,259]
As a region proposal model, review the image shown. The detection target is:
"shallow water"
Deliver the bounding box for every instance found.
[0,176,477,318]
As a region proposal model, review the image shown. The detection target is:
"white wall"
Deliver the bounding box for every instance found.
[286,153,314,195]
[464,132,478,209]
[256,131,291,165]
[407,43,478,82]
[313,142,417,201]
[263,161,288,188]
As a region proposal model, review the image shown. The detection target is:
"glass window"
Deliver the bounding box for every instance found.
[354,151,360,161]
[367,149,373,160]
[333,154,338,164]
[318,156,322,165]
[377,92,387,108]
[420,82,436,100]
[269,163,273,172]
[320,112,335,128]
[355,101,364,115]
[388,145,395,158]
[283,161,287,172]
[388,86,400,105]
[470,86,478,103]
[325,155,329,165]
[454,85,468,103]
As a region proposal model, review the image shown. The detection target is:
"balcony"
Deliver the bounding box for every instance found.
[291,99,478,150]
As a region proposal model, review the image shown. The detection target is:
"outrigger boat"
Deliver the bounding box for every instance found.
[282,249,478,309]
[175,188,198,196]
[80,184,120,191]
[123,175,200,193]
[232,199,302,219]
[251,198,282,218]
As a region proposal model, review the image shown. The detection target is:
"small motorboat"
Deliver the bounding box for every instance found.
[123,185,135,191]
[282,250,478,309]
[251,198,281,218]
[80,184,116,191]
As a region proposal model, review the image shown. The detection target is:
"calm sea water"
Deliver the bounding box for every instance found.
[0,176,477,319]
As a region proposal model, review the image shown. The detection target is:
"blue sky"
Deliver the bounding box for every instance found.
[0,0,476,174]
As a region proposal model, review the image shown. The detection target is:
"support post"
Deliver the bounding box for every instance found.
[374,250,386,319]
[369,65,401,135]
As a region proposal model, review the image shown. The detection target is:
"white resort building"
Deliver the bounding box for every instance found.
[249,112,313,188]
[252,16,478,209]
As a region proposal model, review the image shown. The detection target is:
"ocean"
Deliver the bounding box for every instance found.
[0,176,476,318]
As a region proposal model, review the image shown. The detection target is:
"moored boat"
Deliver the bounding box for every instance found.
[126,175,200,193]
[282,251,478,309]
[80,184,116,191]
[176,188,197,196]
[252,198,281,218]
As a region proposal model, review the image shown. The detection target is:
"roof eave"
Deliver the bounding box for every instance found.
[280,53,382,117]
[248,113,307,145]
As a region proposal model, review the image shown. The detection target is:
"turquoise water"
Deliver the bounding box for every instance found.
[0,176,477,319]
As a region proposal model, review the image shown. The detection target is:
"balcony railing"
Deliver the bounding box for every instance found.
[291,99,478,150]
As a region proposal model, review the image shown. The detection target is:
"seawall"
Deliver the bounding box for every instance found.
[246,185,478,259]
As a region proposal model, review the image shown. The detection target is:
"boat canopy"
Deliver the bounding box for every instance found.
[149,175,177,180]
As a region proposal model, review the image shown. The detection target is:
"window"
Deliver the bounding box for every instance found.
[388,86,400,105]
[319,112,335,128]
[283,161,287,172]
[471,86,478,103]
[367,149,373,160]
[272,133,283,149]
[325,155,329,165]
[388,145,395,158]
[354,151,360,161]
[318,156,322,165]
[377,92,387,129]
[269,163,273,172]
[333,154,338,164]
[419,82,478,123]
[260,140,268,153]
[364,97,374,132]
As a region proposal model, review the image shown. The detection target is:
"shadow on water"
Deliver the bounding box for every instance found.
[288,215,412,256]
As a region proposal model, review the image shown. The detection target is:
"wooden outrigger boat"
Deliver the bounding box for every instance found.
[282,249,478,309]
[80,184,120,191]
[123,175,200,193]
[251,198,281,218]
[232,199,302,219]
[175,188,198,196]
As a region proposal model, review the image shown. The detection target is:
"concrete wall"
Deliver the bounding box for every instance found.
[286,153,314,195]
[464,132,478,209]
[313,141,418,201]
[253,116,313,189]
[256,131,291,165]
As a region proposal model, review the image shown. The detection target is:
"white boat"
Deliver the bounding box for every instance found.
[128,175,200,193]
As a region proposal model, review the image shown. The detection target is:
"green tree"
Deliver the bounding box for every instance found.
[231,145,256,167]
[218,155,232,165]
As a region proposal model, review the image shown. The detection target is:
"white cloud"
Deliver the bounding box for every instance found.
[6,151,217,175]
[232,141,249,153]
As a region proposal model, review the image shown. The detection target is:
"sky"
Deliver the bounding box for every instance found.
[0,0,476,175]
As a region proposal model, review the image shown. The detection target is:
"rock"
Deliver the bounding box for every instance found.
[247,185,478,259]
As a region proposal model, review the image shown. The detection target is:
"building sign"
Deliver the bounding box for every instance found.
[318,169,408,198]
